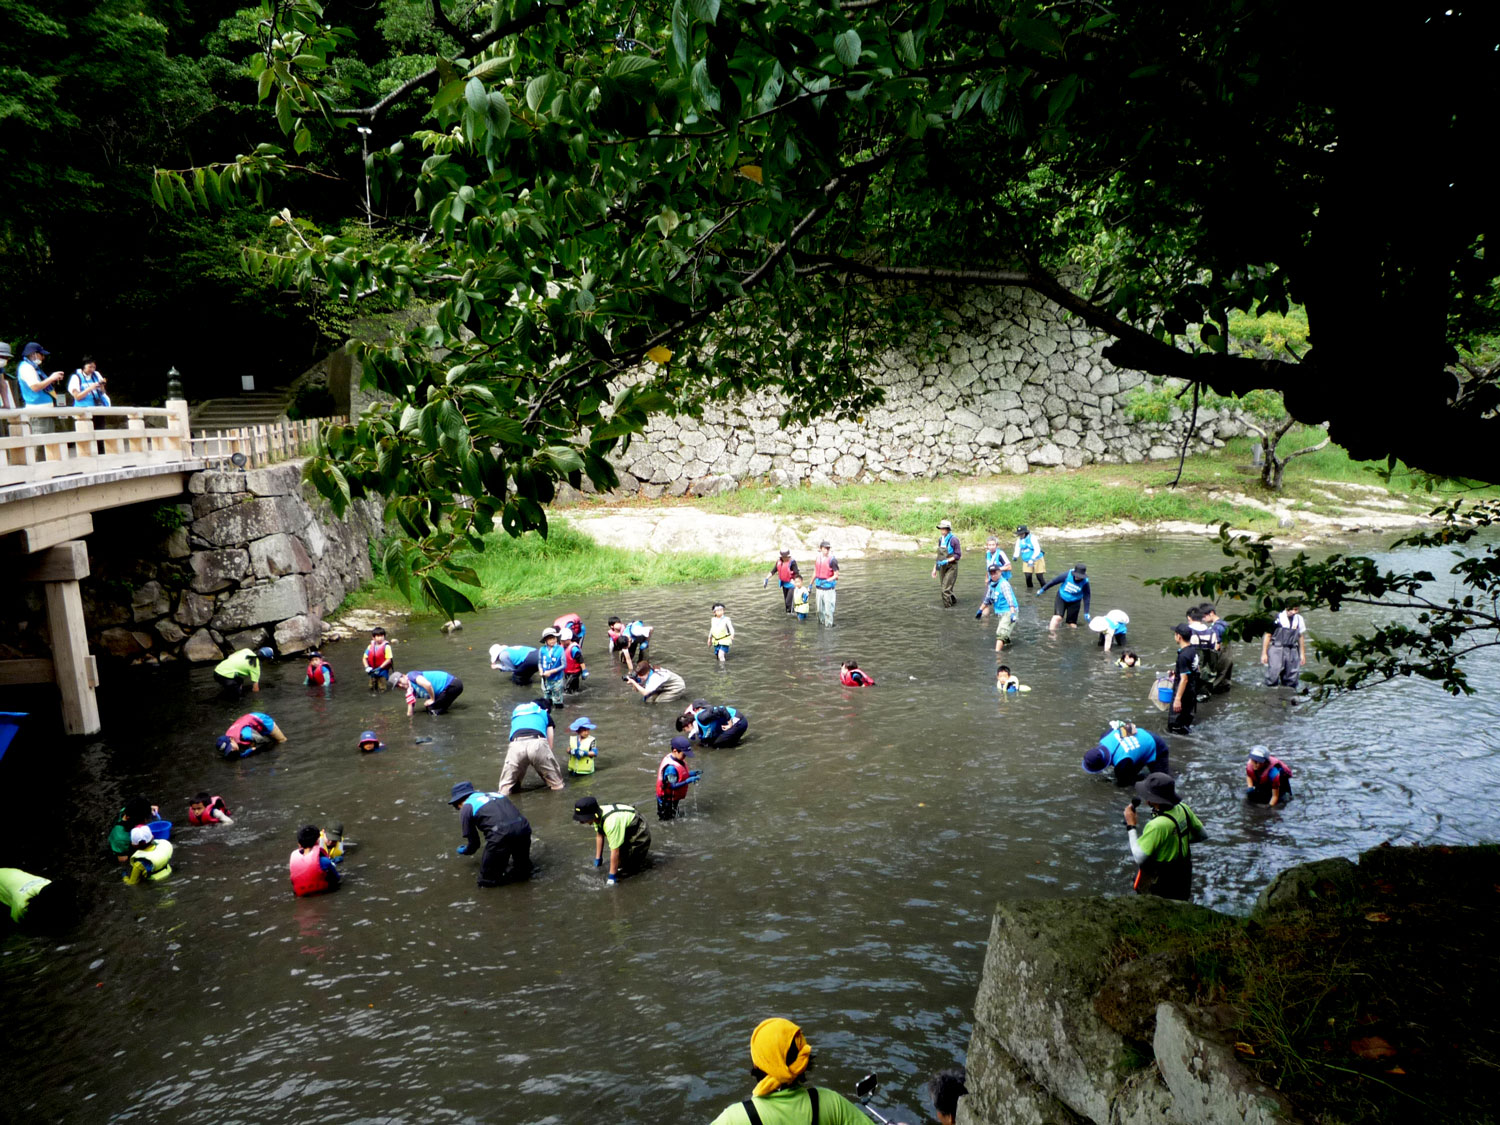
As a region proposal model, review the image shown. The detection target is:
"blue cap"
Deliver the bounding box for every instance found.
[215,735,234,756]
[257,646,275,659]
[670,736,695,756]
[569,716,596,731]
[358,730,381,751]
[1082,746,1109,773]
[448,781,476,806]
[22,341,48,356]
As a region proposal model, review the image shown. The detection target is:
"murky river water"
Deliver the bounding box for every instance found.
[3,534,1498,1124]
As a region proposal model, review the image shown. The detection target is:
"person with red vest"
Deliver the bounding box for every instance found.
[289,824,341,896]
[553,613,585,644]
[812,540,840,627]
[362,627,395,690]
[655,737,702,821]
[187,792,234,826]
[304,651,335,687]
[215,712,286,758]
[839,660,876,687]
[561,629,588,693]
[764,548,801,614]
[1245,746,1294,806]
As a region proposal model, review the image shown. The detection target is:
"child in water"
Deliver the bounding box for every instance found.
[792,577,811,621]
[839,660,876,687]
[708,603,735,662]
[289,824,341,897]
[187,792,234,826]
[304,651,335,687]
[996,664,1029,692]
[1116,650,1141,669]
[319,822,347,859]
[357,730,384,753]
[568,716,599,775]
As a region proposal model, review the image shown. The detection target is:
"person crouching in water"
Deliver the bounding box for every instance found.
[1082,720,1169,786]
[839,660,875,687]
[1245,746,1294,806]
[304,651,334,687]
[655,736,702,821]
[289,824,341,897]
[122,825,173,885]
[449,782,532,887]
[574,797,651,885]
[187,792,233,826]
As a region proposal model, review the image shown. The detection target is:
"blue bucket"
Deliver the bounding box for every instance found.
[147,819,173,840]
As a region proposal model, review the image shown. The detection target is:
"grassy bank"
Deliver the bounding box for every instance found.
[339,524,761,615]
[578,429,1496,539]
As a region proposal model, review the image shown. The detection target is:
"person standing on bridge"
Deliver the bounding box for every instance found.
[214,646,274,697]
[67,358,110,407]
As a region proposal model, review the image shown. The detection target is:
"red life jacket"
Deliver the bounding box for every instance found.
[225,713,267,744]
[656,754,692,802]
[564,643,584,674]
[840,668,873,687]
[777,559,795,582]
[306,660,333,684]
[188,796,230,825]
[364,641,391,669]
[289,847,334,896]
[814,556,836,581]
[554,613,582,635]
[1247,756,1293,784]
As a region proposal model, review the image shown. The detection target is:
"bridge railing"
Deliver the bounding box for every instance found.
[190,417,344,469]
[1,401,193,488]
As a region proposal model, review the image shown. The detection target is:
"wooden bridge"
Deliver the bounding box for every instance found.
[1,398,329,735]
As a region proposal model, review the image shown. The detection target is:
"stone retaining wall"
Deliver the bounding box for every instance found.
[604,287,1243,497]
[2,460,382,667]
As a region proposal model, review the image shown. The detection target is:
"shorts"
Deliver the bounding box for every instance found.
[713,644,730,658]
[994,615,1015,642]
[1054,596,1081,624]
[1023,556,1045,573]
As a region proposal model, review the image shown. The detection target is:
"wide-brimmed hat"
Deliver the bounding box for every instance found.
[449,781,476,805]
[1135,772,1180,806]
[937,519,952,529]
[0,342,12,359]
[1089,616,1112,632]
[1107,609,1130,625]
[569,716,596,731]
[573,796,602,823]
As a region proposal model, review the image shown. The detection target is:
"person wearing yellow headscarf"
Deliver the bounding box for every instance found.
[707,1018,871,1125]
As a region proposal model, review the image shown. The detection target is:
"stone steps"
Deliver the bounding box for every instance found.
[191,391,292,429]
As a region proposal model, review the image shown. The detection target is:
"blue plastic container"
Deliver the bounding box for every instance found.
[147,819,173,840]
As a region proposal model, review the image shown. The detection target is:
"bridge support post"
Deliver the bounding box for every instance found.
[29,542,100,736]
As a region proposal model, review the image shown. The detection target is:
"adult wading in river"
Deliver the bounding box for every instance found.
[707,1017,871,1125]
[574,796,650,885]
[499,699,566,794]
[1261,601,1308,689]
[812,540,839,626]
[932,519,961,607]
[1123,773,1206,902]
[765,548,801,615]
[449,782,532,886]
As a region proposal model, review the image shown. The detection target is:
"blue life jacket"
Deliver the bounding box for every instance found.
[506,646,537,666]
[539,645,564,673]
[695,706,738,739]
[462,792,496,816]
[993,578,1018,614]
[985,548,1010,572]
[1017,534,1040,562]
[1059,574,1088,602]
[414,670,453,697]
[509,702,550,738]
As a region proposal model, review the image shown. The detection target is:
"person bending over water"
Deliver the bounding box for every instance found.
[1037,564,1091,630]
[449,781,532,886]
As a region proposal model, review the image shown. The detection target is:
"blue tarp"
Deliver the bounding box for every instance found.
[0,712,27,762]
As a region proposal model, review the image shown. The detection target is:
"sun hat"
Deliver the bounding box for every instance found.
[448,781,476,806]
[130,825,153,846]
[937,519,952,529]
[569,716,596,731]
[1134,772,1180,806]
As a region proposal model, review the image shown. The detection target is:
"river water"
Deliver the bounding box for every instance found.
[4,534,1498,1124]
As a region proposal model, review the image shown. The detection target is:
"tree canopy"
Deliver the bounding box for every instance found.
[151,0,1500,609]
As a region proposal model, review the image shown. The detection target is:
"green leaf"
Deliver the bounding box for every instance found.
[467,56,512,81]
[1010,17,1065,54]
[687,0,720,26]
[671,0,690,68]
[465,77,487,114]
[293,126,312,154]
[833,28,863,68]
[525,73,553,113]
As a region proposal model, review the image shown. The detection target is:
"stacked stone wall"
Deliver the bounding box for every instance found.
[605,287,1243,497]
[1,460,382,666]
